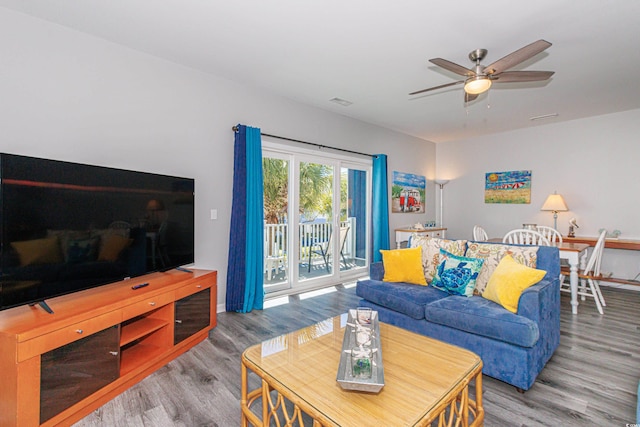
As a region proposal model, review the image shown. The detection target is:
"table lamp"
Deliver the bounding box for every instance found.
[540,192,568,230]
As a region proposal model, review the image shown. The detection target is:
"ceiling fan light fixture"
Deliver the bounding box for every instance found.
[464,76,492,95]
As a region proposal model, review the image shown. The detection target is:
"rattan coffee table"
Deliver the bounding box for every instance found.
[241,314,484,426]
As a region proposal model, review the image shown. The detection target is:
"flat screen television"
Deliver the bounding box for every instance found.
[0,153,195,312]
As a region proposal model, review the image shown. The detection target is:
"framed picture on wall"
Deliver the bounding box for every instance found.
[485,170,531,204]
[392,171,426,213]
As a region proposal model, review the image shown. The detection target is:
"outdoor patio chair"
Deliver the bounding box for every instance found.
[308,226,350,272]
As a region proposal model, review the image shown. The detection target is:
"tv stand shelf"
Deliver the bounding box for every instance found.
[0,269,217,427]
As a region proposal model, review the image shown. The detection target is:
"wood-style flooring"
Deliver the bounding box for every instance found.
[74,284,640,426]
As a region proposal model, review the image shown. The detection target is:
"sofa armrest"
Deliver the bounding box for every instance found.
[518,279,553,320]
[517,277,561,350]
[370,262,384,281]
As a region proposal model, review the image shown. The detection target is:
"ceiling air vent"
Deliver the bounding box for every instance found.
[329,97,353,107]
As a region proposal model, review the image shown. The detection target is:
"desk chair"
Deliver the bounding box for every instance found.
[561,229,607,314]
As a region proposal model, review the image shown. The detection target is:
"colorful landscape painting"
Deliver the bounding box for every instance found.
[485,170,531,204]
[392,171,426,213]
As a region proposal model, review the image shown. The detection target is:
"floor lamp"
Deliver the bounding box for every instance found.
[435,180,449,227]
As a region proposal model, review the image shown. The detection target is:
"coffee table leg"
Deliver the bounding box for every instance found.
[471,370,484,426]
[241,362,248,427]
[241,361,269,427]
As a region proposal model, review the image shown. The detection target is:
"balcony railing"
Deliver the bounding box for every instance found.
[264,218,356,263]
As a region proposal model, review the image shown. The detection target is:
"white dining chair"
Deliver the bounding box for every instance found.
[536,225,563,247]
[560,229,607,314]
[503,229,551,246]
[536,225,567,284]
[473,225,488,241]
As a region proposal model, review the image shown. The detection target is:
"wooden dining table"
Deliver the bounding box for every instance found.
[488,238,589,314]
[557,242,590,314]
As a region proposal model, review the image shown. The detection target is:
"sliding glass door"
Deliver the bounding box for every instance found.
[262,144,370,294]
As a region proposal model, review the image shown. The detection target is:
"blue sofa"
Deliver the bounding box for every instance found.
[356,243,560,391]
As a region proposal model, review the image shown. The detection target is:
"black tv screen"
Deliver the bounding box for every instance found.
[0,153,195,312]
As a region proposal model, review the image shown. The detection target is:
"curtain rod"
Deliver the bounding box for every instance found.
[232,126,374,158]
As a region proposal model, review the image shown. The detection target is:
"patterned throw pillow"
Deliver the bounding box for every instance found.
[431,249,484,297]
[66,236,101,264]
[47,229,92,262]
[410,234,467,283]
[465,242,539,295]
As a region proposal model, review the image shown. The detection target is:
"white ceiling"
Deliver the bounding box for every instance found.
[2,0,640,143]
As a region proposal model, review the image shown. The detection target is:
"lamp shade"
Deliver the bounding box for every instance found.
[540,193,568,212]
[464,77,492,95]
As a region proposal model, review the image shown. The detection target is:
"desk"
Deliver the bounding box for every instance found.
[395,227,447,249]
[564,236,640,251]
[489,239,589,315]
[565,236,640,284]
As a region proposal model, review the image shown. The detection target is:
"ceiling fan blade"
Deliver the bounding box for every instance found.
[464,92,479,103]
[492,70,555,82]
[409,80,463,96]
[429,58,475,77]
[484,40,552,75]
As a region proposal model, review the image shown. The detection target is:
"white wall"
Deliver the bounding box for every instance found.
[0,8,435,310]
[437,108,640,280]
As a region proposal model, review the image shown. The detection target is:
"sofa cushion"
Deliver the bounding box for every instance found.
[356,279,448,320]
[424,295,540,348]
[482,255,546,313]
[431,249,484,297]
[380,247,427,285]
[410,234,467,283]
[465,242,539,295]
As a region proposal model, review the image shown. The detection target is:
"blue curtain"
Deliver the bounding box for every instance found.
[226,125,264,312]
[348,169,367,259]
[372,154,390,262]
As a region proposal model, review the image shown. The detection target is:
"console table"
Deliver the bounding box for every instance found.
[564,235,640,251]
[0,269,217,427]
[395,227,447,249]
[564,236,640,284]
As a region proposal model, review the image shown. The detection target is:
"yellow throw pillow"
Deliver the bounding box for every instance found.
[98,234,133,261]
[11,236,63,266]
[483,255,546,313]
[380,247,427,286]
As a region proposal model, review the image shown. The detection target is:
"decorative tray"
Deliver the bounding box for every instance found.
[336,309,385,393]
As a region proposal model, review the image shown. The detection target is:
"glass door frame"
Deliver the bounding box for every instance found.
[262,140,372,296]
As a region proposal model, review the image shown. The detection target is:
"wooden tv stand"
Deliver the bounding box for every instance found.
[0,269,217,427]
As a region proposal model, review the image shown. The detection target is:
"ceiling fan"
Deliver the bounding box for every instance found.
[409,39,554,102]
